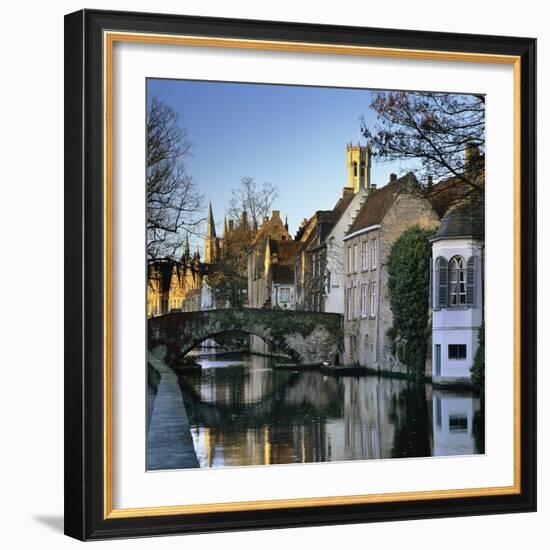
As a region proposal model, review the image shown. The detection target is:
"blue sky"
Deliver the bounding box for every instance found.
[148,78,412,250]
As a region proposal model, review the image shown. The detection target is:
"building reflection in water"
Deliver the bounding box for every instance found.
[432,389,481,457]
[177,353,484,468]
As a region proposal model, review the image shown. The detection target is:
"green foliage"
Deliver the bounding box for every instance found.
[471,325,485,397]
[472,407,485,454]
[387,226,434,376]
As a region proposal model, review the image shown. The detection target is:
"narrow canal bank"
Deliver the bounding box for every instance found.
[146,353,199,470]
[146,351,484,470]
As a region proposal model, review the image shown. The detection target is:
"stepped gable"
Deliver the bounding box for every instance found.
[332,189,355,223]
[250,210,290,247]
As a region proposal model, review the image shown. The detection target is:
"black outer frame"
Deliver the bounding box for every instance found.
[64,9,537,541]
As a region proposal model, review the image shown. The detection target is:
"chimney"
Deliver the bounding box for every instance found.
[241,210,248,227]
[272,210,280,219]
[390,173,397,182]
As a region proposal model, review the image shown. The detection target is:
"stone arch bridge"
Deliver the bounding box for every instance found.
[148,308,343,365]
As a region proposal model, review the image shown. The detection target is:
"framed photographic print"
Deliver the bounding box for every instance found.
[64,9,537,540]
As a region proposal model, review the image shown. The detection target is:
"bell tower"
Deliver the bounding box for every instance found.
[346,143,371,193]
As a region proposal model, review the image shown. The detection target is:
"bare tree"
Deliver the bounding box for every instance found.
[361,91,485,195]
[147,95,204,260]
[228,177,279,236]
[204,177,279,307]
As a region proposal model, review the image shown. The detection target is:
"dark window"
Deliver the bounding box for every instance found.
[360,161,365,176]
[448,344,467,360]
[449,414,468,432]
[353,161,357,176]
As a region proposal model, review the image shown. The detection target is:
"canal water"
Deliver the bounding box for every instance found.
[175,352,484,469]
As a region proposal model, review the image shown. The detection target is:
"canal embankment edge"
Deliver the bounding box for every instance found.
[273,361,475,388]
[146,353,200,470]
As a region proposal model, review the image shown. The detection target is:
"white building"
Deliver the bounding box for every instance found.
[324,186,368,314]
[430,202,484,386]
[432,390,481,455]
[271,264,296,310]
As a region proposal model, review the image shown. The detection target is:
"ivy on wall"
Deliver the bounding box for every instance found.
[471,324,485,397]
[387,226,434,376]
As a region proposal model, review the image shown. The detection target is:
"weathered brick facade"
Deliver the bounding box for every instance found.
[342,173,440,372]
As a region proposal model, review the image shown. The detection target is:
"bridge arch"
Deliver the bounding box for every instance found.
[177,329,302,363]
[148,308,343,366]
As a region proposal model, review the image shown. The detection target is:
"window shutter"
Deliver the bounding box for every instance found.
[437,257,448,308]
[429,257,433,308]
[466,256,476,307]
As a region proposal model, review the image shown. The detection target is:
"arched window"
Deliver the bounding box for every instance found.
[435,255,477,309]
[449,256,466,306]
[353,161,358,176]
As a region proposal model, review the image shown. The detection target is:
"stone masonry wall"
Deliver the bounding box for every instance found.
[149,308,343,366]
[378,193,440,373]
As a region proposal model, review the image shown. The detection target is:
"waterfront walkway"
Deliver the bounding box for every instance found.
[146,353,200,470]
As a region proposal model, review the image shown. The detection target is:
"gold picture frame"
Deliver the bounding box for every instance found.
[65,9,536,540]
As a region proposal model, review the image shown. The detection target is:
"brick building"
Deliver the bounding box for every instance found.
[342,172,440,370]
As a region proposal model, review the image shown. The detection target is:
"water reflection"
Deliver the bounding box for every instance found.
[432,390,482,456]
[177,353,483,468]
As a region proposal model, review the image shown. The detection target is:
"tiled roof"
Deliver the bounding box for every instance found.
[269,239,301,262]
[427,176,471,219]
[427,159,485,218]
[272,264,295,284]
[431,201,484,241]
[346,172,419,235]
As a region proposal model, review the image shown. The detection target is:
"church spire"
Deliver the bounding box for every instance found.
[183,234,190,261]
[206,202,216,239]
[204,202,219,264]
